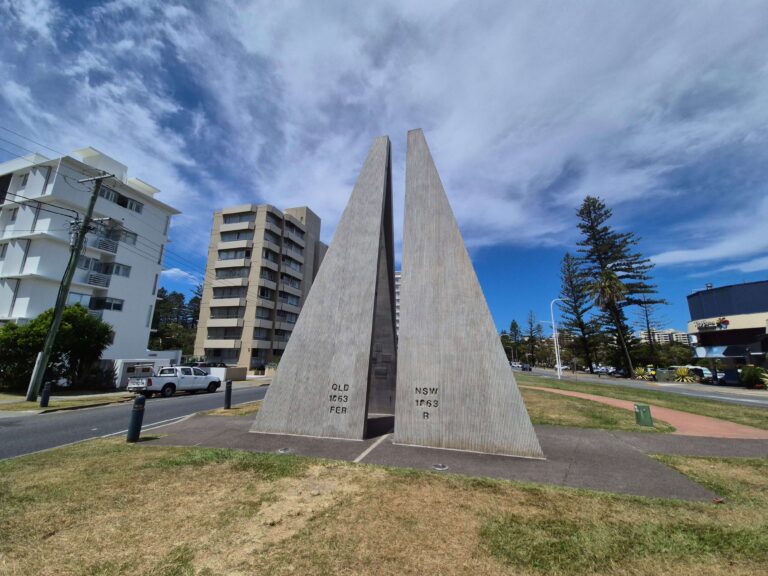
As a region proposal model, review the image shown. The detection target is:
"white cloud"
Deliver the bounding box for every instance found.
[160,267,200,285]
[1,0,768,271]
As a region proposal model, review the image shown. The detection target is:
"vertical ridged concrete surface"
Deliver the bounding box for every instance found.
[394,130,543,458]
[251,136,396,440]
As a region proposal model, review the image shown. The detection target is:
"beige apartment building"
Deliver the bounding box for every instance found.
[194,204,327,369]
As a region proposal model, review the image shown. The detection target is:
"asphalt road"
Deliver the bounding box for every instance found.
[0,385,268,460]
[529,368,768,409]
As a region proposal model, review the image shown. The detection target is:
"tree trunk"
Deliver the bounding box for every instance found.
[610,306,634,373]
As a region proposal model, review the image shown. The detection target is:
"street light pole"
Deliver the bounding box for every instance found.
[550,298,565,380]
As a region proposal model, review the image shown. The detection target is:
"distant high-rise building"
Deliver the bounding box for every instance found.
[637,329,690,346]
[194,204,327,368]
[0,148,179,359]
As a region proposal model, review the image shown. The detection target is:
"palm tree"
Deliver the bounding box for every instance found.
[591,269,634,373]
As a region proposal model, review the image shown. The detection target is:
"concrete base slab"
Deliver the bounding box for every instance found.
[140,415,768,501]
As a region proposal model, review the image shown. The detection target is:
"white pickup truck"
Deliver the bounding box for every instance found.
[127,366,221,398]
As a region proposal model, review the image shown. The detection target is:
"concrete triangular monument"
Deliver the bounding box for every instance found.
[251,136,397,440]
[394,129,543,458]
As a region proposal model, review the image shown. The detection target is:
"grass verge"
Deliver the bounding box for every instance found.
[0,394,133,412]
[515,372,768,430]
[521,387,674,432]
[1,440,766,575]
[204,400,262,417]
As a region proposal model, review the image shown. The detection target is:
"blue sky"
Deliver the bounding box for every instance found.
[2,1,768,333]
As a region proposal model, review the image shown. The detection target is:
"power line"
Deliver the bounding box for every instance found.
[0,126,67,157]
[4,190,80,217]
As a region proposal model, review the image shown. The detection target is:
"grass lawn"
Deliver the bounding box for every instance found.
[521,387,674,432]
[515,372,768,430]
[1,439,766,575]
[0,394,133,412]
[205,400,262,417]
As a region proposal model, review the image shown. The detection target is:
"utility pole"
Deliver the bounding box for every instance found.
[550,298,565,380]
[26,174,112,402]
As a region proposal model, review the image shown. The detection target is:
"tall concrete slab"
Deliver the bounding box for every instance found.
[394,129,543,458]
[251,136,397,440]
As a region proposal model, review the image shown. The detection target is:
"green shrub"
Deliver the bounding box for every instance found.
[740,366,767,389]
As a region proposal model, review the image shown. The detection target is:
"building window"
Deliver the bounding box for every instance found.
[220,230,254,242]
[274,329,291,342]
[281,256,302,272]
[258,286,275,300]
[106,228,138,245]
[263,248,279,263]
[9,207,18,223]
[213,286,247,298]
[278,291,300,307]
[20,173,29,187]
[280,274,301,290]
[152,273,159,295]
[253,327,270,340]
[215,267,249,279]
[285,221,305,239]
[283,239,303,256]
[210,306,242,319]
[222,213,253,224]
[0,243,6,260]
[78,256,93,270]
[91,261,131,277]
[98,185,143,213]
[266,212,282,227]
[260,268,277,282]
[90,297,124,311]
[146,305,153,328]
[255,306,271,319]
[67,292,91,307]
[157,244,164,265]
[277,310,298,324]
[264,230,281,244]
[207,327,242,339]
[218,248,251,260]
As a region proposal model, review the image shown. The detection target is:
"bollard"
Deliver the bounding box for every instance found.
[224,380,233,410]
[39,382,51,408]
[126,395,146,443]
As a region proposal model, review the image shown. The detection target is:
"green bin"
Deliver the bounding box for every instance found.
[634,403,653,427]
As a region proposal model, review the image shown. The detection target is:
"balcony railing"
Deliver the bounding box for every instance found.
[87,272,111,288]
[91,236,119,253]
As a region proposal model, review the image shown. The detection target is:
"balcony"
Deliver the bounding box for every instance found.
[282,250,304,265]
[220,221,255,233]
[87,309,103,320]
[278,301,301,314]
[252,339,272,349]
[218,239,253,250]
[209,297,246,307]
[203,339,242,349]
[263,239,281,253]
[214,258,250,269]
[264,221,282,236]
[279,283,302,297]
[261,258,279,271]
[212,277,248,288]
[275,321,296,331]
[253,318,273,329]
[207,317,244,328]
[284,229,305,247]
[258,278,277,290]
[87,272,111,288]
[90,236,119,254]
[273,341,288,350]
[257,298,275,309]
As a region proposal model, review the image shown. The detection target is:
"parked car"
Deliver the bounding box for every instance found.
[611,368,628,378]
[510,361,523,369]
[127,366,221,398]
[189,361,227,375]
[521,363,532,372]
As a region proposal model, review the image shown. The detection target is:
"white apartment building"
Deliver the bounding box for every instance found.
[637,329,690,346]
[0,148,179,359]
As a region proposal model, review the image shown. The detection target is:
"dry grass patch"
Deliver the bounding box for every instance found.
[521,387,674,432]
[204,400,261,417]
[0,395,133,412]
[2,441,767,576]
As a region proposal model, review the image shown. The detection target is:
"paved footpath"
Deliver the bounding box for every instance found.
[147,413,767,501]
[523,385,768,439]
